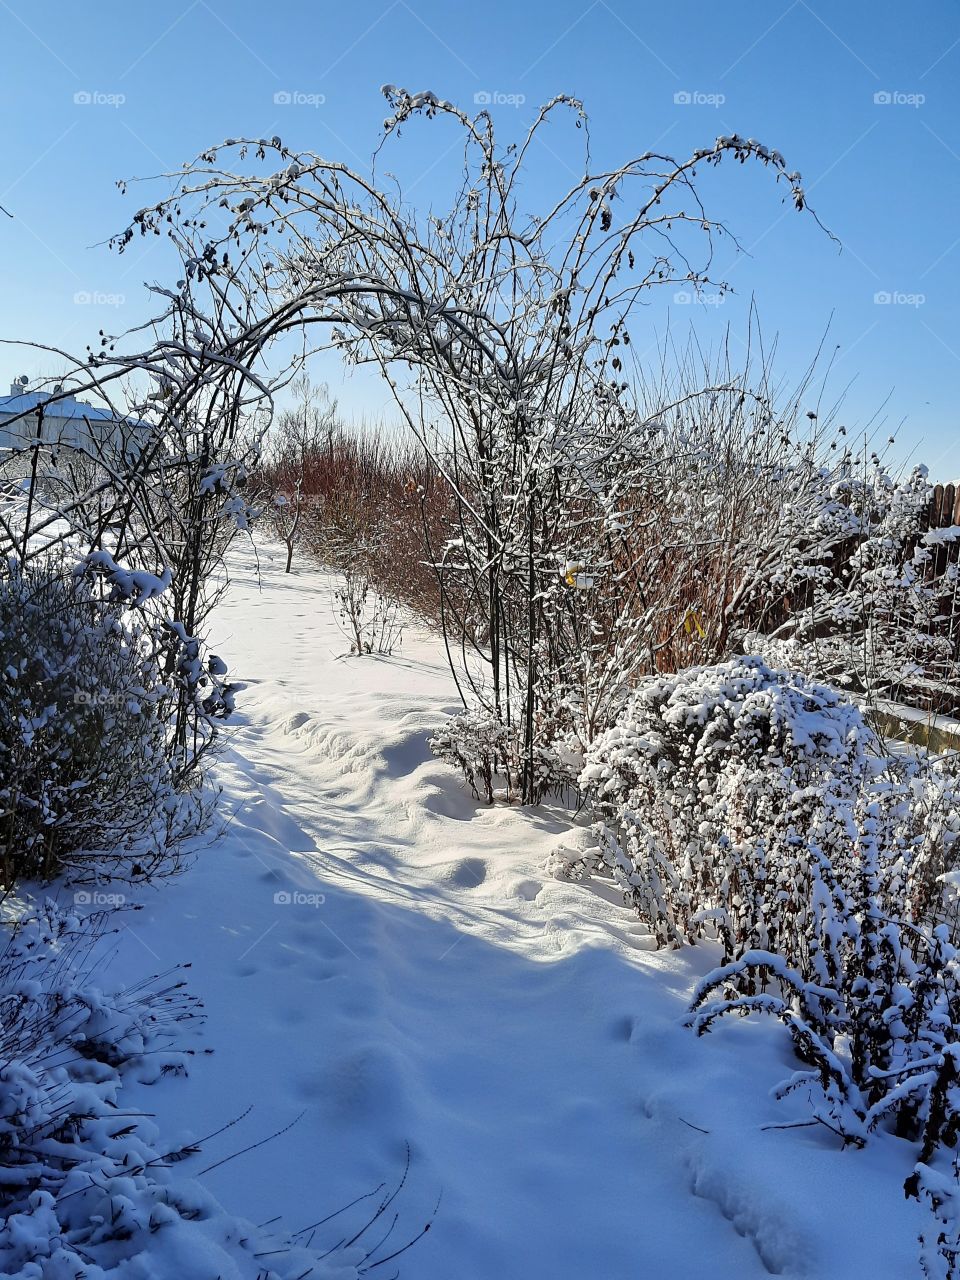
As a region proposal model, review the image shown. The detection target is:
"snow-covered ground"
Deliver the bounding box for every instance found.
[108,543,926,1278]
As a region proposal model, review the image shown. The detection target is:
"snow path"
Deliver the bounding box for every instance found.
[115,545,924,1279]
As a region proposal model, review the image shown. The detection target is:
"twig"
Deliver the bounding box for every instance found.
[197,1110,306,1176]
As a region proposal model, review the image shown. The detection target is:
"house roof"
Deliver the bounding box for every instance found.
[0,391,118,422]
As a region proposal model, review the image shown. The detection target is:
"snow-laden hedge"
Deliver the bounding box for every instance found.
[579,656,960,957]
[0,903,363,1280]
[0,559,208,888]
[579,657,960,1160]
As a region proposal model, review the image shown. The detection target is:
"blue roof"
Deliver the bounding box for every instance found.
[0,391,118,422]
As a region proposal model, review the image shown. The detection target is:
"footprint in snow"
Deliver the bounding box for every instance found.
[444,856,488,889]
[610,1015,636,1043]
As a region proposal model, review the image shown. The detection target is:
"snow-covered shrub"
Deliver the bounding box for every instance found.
[334,568,403,656]
[581,655,960,951]
[579,656,880,952]
[0,557,207,888]
[0,903,200,1205]
[742,458,960,712]
[688,934,960,1148]
[431,708,514,804]
[582,656,960,1149]
[913,1156,960,1280]
[0,902,368,1280]
[431,705,573,804]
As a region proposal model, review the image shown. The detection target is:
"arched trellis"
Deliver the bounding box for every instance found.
[1,89,822,800]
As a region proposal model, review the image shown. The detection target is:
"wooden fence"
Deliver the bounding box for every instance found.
[903,482,960,715]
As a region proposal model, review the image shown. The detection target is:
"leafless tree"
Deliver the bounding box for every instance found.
[264,374,338,572]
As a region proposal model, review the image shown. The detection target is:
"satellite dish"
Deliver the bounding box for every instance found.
[17,375,28,386]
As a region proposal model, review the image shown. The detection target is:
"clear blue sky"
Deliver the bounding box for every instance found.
[2,1,959,473]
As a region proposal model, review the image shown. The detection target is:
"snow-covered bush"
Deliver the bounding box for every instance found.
[581,655,960,951]
[431,705,573,804]
[334,569,404,656]
[741,458,960,712]
[579,656,877,952]
[581,656,960,1150]
[913,1156,960,1279]
[0,903,200,1205]
[0,902,369,1280]
[431,709,513,804]
[0,557,208,888]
